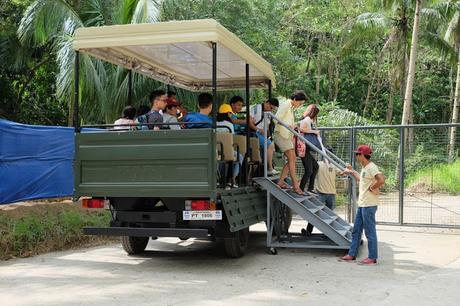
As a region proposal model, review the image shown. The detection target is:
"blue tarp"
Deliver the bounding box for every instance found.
[0,119,74,204]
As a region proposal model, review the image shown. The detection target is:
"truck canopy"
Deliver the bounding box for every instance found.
[73,19,276,91]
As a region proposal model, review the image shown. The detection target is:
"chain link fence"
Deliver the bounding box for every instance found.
[308,124,460,228]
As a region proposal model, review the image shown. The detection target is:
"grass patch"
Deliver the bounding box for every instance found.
[406,160,460,195]
[0,202,113,260]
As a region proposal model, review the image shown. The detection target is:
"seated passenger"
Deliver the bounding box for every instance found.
[163,98,181,130]
[114,106,136,130]
[147,90,167,130]
[216,104,235,133]
[217,104,244,187]
[168,90,188,119]
[135,105,151,130]
[227,96,263,136]
[184,93,213,129]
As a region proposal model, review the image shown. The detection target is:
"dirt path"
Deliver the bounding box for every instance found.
[1,221,459,306]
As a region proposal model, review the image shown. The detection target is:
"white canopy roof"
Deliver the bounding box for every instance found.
[73,19,276,91]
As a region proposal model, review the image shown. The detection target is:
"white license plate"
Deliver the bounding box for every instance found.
[183,210,222,220]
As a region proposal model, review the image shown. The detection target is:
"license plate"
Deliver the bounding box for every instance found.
[183,210,222,220]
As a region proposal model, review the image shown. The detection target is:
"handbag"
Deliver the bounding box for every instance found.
[293,133,307,157]
[304,133,322,150]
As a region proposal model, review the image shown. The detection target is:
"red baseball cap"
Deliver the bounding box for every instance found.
[165,98,181,107]
[353,145,373,155]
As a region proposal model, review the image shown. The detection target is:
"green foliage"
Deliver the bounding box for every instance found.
[406,160,460,194]
[0,204,111,260]
[0,0,457,127]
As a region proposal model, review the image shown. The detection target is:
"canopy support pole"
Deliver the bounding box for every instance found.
[212,42,217,129]
[74,51,80,133]
[128,70,133,105]
[268,80,272,100]
[245,63,250,184]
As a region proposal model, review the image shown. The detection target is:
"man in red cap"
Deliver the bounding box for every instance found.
[340,144,385,265]
[163,98,181,130]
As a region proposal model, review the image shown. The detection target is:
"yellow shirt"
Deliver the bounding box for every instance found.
[315,161,338,194]
[274,100,295,139]
[358,162,382,207]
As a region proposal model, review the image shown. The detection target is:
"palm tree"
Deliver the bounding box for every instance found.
[401,0,423,130]
[17,0,163,124]
[347,0,413,123]
[424,0,460,162]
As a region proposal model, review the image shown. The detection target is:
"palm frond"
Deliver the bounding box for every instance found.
[131,0,162,24]
[18,0,83,47]
[81,0,108,27]
[355,12,388,29]
[422,31,457,64]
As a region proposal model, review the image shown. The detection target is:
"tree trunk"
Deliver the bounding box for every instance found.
[401,0,422,127]
[386,87,394,124]
[333,59,339,102]
[448,49,460,163]
[316,58,321,96]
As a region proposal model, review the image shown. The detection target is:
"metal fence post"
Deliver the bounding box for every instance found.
[399,127,405,225]
[350,127,357,222]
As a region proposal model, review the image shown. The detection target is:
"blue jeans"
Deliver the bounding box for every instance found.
[348,206,378,260]
[318,193,335,210]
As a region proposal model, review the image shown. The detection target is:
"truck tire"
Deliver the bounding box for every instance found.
[121,236,149,255]
[224,228,250,258]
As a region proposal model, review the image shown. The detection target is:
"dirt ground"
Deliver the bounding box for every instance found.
[1,220,459,306]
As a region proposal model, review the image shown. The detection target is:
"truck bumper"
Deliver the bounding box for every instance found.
[83,227,209,238]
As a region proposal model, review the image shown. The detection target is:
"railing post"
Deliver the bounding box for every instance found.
[74,51,80,133]
[399,126,405,225]
[264,112,270,246]
[350,127,357,222]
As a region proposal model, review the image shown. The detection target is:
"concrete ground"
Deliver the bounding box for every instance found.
[1,220,460,306]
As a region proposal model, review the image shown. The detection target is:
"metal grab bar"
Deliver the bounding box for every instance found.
[262,112,358,221]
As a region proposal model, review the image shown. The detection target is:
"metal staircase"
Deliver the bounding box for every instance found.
[257,112,357,252]
[254,177,352,249]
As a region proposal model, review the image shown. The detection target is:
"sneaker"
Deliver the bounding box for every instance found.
[267,169,279,176]
[357,258,377,265]
[338,254,356,262]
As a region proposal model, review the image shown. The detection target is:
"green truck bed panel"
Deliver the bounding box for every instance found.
[74,129,216,198]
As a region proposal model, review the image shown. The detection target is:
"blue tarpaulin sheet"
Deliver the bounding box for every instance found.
[0,119,74,204]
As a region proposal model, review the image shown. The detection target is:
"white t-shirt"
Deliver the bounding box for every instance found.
[250,104,265,129]
[300,116,315,131]
[358,162,382,207]
[162,113,181,130]
[217,120,235,134]
[113,118,135,130]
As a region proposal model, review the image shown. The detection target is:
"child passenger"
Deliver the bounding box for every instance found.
[114,106,136,130]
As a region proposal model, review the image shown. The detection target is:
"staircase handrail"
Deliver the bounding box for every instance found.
[262,112,358,221]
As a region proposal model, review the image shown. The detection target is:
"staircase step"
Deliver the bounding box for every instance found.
[323,216,338,225]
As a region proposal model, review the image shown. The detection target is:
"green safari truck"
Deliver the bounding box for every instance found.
[72,19,279,257]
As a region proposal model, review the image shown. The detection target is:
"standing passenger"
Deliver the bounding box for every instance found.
[274,90,307,195]
[298,104,320,192]
[250,98,279,175]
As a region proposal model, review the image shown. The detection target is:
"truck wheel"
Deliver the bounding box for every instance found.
[121,236,149,255]
[224,228,250,258]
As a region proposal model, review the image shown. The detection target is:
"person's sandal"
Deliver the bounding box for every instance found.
[277,182,291,189]
[292,187,306,196]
